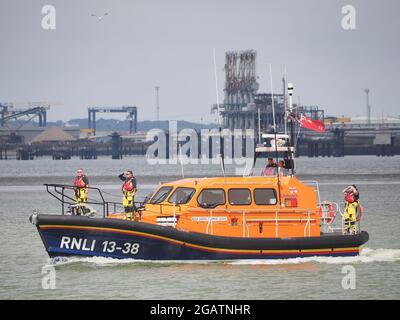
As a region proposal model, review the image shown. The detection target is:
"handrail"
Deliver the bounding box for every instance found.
[242,211,246,238]
[318,201,362,235]
[186,207,317,214]
[246,218,316,222]
[197,205,317,238]
[44,184,142,218]
[187,205,318,238]
[303,180,321,205]
[205,209,213,234]
[172,203,177,228]
[207,181,280,186]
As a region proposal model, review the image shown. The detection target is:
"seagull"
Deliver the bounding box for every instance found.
[91,12,109,21]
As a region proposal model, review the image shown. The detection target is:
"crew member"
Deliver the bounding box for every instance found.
[119,170,137,220]
[73,168,89,204]
[342,185,360,234]
[277,160,288,177]
[262,158,277,176]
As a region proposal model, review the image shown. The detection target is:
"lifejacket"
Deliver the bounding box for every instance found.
[263,167,276,176]
[344,192,356,203]
[73,175,87,188]
[344,196,359,222]
[73,175,88,203]
[122,178,136,208]
[343,189,360,234]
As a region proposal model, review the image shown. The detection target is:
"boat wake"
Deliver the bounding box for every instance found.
[47,248,400,267]
[229,248,400,265]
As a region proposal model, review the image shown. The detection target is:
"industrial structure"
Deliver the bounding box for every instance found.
[213,50,324,138]
[365,88,371,125]
[1,49,399,160]
[0,102,55,127]
[210,49,400,158]
[88,106,138,136]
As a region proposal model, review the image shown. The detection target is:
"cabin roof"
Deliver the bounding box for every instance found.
[160,176,296,188]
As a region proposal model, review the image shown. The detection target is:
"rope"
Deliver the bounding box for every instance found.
[101,190,147,201]
[101,190,121,198]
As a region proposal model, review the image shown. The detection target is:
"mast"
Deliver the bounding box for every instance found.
[287,82,295,175]
[213,48,225,177]
[270,64,282,206]
[283,69,287,136]
[258,105,261,143]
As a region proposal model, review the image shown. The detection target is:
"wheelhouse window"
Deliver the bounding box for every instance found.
[228,188,251,205]
[168,187,195,204]
[149,186,173,204]
[254,188,277,205]
[197,189,226,208]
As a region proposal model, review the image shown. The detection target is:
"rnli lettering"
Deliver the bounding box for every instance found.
[60,236,96,251]
[102,241,140,255]
[59,236,140,256]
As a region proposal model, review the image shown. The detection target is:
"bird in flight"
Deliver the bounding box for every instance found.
[91,12,109,21]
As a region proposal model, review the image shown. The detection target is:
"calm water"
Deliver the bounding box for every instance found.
[0,156,400,299]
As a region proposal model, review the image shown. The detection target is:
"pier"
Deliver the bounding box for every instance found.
[2,125,399,161]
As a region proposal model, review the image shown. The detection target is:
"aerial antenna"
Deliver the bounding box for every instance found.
[213,48,225,177]
[287,82,295,176]
[269,64,276,131]
[179,145,185,179]
[269,64,282,206]
[257,105,261,142]
[283,65,287,135]
[155,86,160,121]
[365,88,371,125]
[288,82,294,144]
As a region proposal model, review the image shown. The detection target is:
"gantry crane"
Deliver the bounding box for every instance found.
[88,106,138,136]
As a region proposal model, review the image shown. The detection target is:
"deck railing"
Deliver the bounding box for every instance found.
[317,201,362,235]
[186,207,316,238]
[44,184,139,218]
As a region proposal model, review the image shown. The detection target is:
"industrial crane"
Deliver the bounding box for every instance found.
[0,102,60,128]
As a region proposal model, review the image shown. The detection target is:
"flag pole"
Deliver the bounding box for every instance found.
[287,82,295,176]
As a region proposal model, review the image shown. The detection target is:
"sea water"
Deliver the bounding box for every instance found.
[0,156,399,299]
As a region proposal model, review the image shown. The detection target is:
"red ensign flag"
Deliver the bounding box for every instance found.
[300,114,325,133]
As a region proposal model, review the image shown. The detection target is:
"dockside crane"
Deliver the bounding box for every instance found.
[0,102,59,128]
[88,106,138,136]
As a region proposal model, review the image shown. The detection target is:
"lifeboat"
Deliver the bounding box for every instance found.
[30,133,369,260]
[30,175,368,260]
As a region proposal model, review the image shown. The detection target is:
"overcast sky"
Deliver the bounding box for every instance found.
[0,0,399,123]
